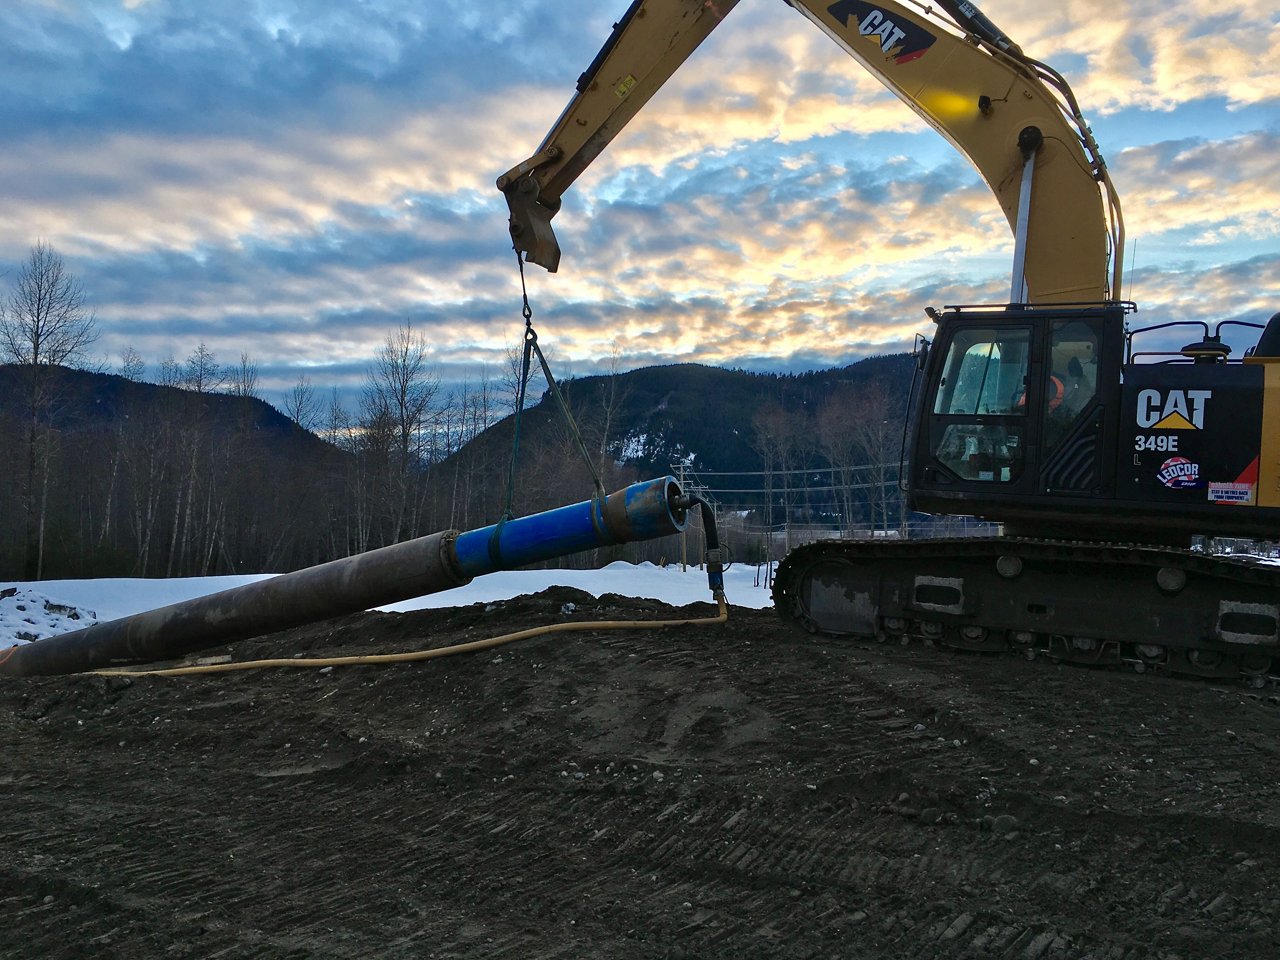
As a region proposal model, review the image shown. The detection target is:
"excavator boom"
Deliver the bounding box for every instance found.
[498,0,1123,303]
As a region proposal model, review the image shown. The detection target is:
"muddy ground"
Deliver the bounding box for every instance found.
[3,588,1279,959]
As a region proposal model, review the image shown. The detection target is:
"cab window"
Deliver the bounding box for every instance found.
[933,327,1030,416]
[930,327,1030,483]
[1044,320,1100,448]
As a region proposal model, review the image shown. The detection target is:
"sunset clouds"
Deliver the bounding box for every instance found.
[0,0,1275,398]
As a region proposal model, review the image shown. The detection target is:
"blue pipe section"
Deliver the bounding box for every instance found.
[453,475,686,577]
[0,476,695,677]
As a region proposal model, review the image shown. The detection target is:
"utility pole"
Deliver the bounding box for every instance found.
[678,464,687,571]
[673,464,713,571]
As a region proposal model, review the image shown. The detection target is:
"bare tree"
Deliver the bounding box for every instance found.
[0,242,98,578]
[596,340,631,466]
[502,336,544,415]
[0,241,97,368]
[146,343,232,577]
[119,346,146,382]
[100,346,149,550]
[318,389,358,556]
[361,321,441,542]
[366,321,439,471]
[157,355,183,388]
[817,388,861,533]
[750,400,788,558]
[284,374,320,431]
[846,381,903,532]
[183,342,225,393]
[228,351,260,399]
[323,388,352,449]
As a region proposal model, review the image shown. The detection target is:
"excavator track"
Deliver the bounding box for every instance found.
[773,538,1280,685]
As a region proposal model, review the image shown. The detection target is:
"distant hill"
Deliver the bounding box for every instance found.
[0,364,337,456]
[0,364,348,580]
[448,353,915,479]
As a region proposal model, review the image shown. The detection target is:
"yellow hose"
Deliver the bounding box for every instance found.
[89,595,729,677]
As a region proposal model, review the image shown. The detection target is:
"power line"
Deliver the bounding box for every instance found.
[681,463,898,477]
[698,481,894,494]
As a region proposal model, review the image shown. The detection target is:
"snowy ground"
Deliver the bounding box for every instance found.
[0,561,775,647]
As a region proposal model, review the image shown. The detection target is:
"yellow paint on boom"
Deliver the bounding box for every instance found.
[918,89,975,122]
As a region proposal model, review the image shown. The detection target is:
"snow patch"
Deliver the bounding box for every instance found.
[0,587,100,644]
[617,432,649,461]
[613,431,696,467]
[1,562,773,647]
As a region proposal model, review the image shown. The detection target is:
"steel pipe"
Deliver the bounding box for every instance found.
[454,475,685,577]
[1,476,687,677]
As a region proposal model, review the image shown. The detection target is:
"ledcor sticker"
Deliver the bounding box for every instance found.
[1157,457,1200,489]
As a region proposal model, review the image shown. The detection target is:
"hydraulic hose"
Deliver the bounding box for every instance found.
[89,596,729,677]
[91,499,732,678]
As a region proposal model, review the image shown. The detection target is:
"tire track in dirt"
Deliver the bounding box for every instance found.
[4,595,1280,958]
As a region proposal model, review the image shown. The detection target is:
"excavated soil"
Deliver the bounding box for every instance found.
[3,588,1279,959]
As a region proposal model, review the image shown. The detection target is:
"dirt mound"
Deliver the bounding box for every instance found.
[3,590,1278,958]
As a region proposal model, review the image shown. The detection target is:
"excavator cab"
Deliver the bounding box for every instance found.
[910,304,1280,543]
[912,303,1123,525]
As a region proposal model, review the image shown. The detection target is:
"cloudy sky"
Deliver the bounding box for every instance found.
[1,0,1276,403]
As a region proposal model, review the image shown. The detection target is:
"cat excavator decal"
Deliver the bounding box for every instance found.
[827,1,937,63]
[1136,389,1213,430]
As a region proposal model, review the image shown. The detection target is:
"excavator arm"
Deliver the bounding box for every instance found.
[498,0,1123,304]
[496,0,743,274]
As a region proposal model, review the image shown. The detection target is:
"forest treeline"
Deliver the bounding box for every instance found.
[0,350,912,580]
[0,342,640,581]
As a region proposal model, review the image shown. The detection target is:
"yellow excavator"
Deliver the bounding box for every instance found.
[500,0,1280,683]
